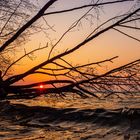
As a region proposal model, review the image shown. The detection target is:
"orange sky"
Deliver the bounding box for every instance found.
[12,0,140,85]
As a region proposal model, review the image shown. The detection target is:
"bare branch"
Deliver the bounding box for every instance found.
[5,8,140,85]
[44,0,133,16]
[113,27,140,42]
[119,24,140,30]
[0,0,57,52]
[2,44,48,77]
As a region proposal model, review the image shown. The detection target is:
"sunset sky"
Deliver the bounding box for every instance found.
[12,0,140,85]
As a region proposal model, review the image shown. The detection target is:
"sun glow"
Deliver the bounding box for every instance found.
[39,84,44,89]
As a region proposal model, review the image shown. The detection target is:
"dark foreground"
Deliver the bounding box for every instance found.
[0,97,140,140]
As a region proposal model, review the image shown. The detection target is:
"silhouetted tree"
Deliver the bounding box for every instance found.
[0,0,36,74]
[0,0,140,99]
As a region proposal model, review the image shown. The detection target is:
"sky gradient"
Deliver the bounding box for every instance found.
[12,0,140,85]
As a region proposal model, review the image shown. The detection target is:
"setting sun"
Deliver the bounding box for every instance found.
[39,84,44,89]
[0,1,140,139]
